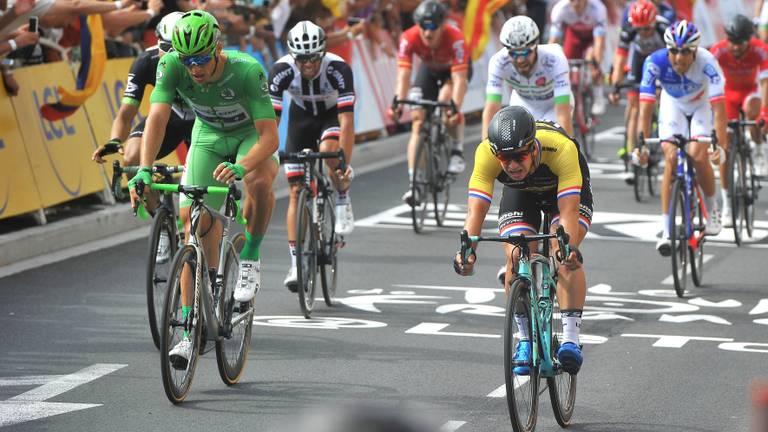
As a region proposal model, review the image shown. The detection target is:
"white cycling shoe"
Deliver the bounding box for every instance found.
[721,205,732,228]
[656,237,672,257]
[284,266,298,293]
[705,209,723,236]
[591,93,607,116]
[448,154,466,174]
[335,201,354,235]
[169,338,193,370]
[234,259,260,302]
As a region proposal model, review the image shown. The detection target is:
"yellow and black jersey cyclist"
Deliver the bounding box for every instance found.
[454,106,591,375]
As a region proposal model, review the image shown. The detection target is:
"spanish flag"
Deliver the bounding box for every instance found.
[40,14,106,121]
[463,0,507,61]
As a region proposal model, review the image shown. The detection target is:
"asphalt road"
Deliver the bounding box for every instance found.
[1,106,767,432]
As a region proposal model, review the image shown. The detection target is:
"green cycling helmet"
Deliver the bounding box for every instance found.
[172,10,221,55]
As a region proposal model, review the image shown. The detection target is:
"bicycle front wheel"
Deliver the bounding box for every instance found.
[296,188,317,318]
[648,158,659,197]
[147,207,178,349]
[669,179,688,297]
[689,188,705,287]
[633,164,648,202]
[548,288,577,426]
[745,152,758,238]
[431,131,451,226]
[319,193,338,307]
[160,245,202,404]
[216,233,253,386]
[504,279,539,432]
[728,148,745,246]
[411,137,430,233]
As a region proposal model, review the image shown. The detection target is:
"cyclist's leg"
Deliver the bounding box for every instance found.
[283,105,322,286]
[498,187,541,293]
[657,93,685,242]
[625,53,644,157]
[404,65,437,202]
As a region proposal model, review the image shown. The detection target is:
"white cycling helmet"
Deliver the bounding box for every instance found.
[499,16,540,49]
[156,11,185,43]
[286,21,326,56]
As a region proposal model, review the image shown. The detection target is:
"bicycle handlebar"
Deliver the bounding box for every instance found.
[281,149,347,173]
[111,161,185,200]
[639,131,717,151]
[459,226,574,266]
[728,118,766,129]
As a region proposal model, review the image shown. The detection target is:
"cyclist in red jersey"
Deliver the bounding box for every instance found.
[711,14,768,217]
[391,0,469,206]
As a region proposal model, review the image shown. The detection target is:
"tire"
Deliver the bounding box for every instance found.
[216,234,253,386]
[147,207,178,350]
[633,164,647,202]
[669,180,688,298]
[504,279,539,432]
[581,90,594,161]
[432,128,451,227]
[728,147,744,246]
[319,192,338,307]
[160,245,202,404]
[648,158,659,197]
[411,137,429,233]
[745,152,757,238]
[296,188,317,318]
[689,188,705,288]
[548,286,577,427]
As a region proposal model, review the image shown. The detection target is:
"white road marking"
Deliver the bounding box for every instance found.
[660,254,714,285]
[621,333,733,348]
[440,420,467,431]
[688,298,741,308]
[405,323,500,338]
[0,363,127,428]
[487,376,531,398]
[659,314,732,325]
[392,284,504,293]
[749,299,768,315]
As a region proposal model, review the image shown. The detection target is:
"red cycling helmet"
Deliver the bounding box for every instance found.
[628,0,657,28]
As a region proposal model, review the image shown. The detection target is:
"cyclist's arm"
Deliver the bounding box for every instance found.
[610,50,627,86]
[593,34,605,68]
[553,140,584,247]
[139,103,172,167]
[331,60,356,162]
[638,56,659,139]
[450,69,468,111]
[465,141,500,238]
[109,103,139,142]
[395,35,413,101]
[760,78,768,125]
[449,35,469,110]
[395,66,411,101]
[555,103,573,136]
[481,101,501,140]
[483,52,505,139]
[712,100,729,151]
[556,194,582,247]
[552,51,573,135]
[338,111,354,163]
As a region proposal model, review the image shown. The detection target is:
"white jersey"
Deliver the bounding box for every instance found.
[549,0,607,40]
[486,44,572,120]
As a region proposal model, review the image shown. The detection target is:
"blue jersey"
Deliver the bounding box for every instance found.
[639,47,725,110]
[621,1,675,27]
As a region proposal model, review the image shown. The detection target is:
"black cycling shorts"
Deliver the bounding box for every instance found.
[282,103,340,181]
[411,61,473,102]
[128,111,193,159]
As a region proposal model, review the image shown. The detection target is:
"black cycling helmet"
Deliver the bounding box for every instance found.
[725,14,754,43]
[412,0,447,29]
[487,106,536,154]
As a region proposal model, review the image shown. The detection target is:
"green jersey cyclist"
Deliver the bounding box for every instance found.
[128,10,280,367]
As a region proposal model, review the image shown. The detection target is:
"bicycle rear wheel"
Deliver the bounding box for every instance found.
[432,130,451,226]
[689,188,705,287]
[504,279,539,432]
[745,152,757,238]
[296,188,317,318]
[160,245,202,404]
[147,207,178,350]
[319,192,338,306]
[669,180,688,297]
[728,148,745,246]
[411,138,429,233]
[216,233,253,386]
[548,288,577,427]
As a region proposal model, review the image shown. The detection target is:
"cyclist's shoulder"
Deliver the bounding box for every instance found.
[586,0,607,15]
[324,52,352,70]
[534,121,577,152]
[400,25,421,43]
[537,44,568,63]
[442,23,465,42]
[134,47,160,66]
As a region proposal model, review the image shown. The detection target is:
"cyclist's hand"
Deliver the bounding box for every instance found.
[389,104,403,121]
[708,146,725,165]
[453,250,476,276]
[91,139,123,164]
[562,246,583,271]
[335,165,354,191]
[608,92,620,105]
[127,167,152,211]
[447,111,463,126]
[214,161,245,184]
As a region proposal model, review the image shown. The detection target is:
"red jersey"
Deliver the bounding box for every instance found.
[710,38,768,93]
[396,24,469,73]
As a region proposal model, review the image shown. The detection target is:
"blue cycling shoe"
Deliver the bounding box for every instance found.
[557,342,583,374]
[512,340,531,375]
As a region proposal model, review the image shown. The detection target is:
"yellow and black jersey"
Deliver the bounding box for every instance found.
[468,121,588,203]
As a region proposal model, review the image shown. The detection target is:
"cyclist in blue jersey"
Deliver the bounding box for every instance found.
[638,20,728,256]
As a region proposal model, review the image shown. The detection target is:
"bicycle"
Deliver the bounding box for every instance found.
[393,98,456,233]
[281,149,346,318]
[136,181,252,403]
[569,59,597,161]
[460,224,577,432]
[112,161,185,349]
[726,113,763,246]
[640,132,716,297]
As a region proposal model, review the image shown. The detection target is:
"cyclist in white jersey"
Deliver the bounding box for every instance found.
[483,16,573,139]
[638,20,728,255]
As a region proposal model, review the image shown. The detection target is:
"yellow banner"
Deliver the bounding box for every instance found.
[10,62,106,207]
[0,84,43,219]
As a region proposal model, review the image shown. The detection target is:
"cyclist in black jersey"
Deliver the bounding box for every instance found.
[269,20,356,292]
[92,11,193,176]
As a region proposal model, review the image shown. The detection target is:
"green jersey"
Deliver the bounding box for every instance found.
[151,50,275,131]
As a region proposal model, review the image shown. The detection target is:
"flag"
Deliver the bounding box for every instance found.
[40,14,106,121]
[463,0,507,61]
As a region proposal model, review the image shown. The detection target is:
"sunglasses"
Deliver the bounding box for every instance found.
[158,41,173,52]
[418,20,440,31]
[496,147,533,164]
[179,52,213,67]
[295,53,323,64]
[727,38,750,46]
[668,47,694,56]
[508,47,533,59]
[636,26,654,33]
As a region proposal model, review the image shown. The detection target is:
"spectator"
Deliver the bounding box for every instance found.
[1,0,139,38]
[0,22,38,57]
